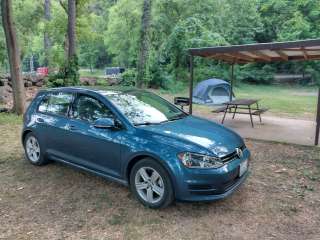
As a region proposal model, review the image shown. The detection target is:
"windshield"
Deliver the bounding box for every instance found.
[106,91,187,125]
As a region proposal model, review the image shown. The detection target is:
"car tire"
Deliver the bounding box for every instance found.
[23,132,49,166]
[130,158,174,208]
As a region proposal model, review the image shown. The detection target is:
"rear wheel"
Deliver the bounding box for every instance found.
[23,132,49,166]
[130,158,174,208]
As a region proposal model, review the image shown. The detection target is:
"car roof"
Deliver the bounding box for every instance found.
[44,86,135,97]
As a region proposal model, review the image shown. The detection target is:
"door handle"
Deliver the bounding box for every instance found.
[36,117,44,123]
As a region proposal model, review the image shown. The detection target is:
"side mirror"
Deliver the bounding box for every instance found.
[93,118,116,129]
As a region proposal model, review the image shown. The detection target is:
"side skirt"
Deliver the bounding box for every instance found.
[49,155,128,186]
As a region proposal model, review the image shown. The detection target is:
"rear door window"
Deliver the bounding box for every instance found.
[38,92,73,116]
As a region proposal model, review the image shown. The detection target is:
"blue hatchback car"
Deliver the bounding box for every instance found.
[22,87,250,208]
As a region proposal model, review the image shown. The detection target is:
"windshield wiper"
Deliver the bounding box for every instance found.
[167,113,187,122]
[135,113,187,126]
[134,122,161,126]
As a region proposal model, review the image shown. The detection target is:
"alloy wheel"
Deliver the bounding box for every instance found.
[134,167,165,204]
[26,136,41,163]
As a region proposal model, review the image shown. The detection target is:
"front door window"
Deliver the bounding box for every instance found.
[71,95,113,123]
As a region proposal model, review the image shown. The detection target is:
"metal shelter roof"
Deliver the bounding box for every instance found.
[189,39,320,64]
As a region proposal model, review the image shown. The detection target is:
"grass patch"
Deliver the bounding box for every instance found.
[79,69,105,78]
[0,113,22,125]
[158,83,318,119]
[235,84,317,117]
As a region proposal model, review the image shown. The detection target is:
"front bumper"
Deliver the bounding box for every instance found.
[174,149,250,202]
[177,170,249,202]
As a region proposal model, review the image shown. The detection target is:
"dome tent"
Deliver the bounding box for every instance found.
[192,78,233,105]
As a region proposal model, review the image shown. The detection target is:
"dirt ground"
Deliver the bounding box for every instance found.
[0,123,320,240]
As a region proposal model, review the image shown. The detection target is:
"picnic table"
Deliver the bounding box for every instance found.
[213,99,268,127]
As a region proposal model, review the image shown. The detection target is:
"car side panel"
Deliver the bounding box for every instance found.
[61,118,122,178]
[38,113,75,160]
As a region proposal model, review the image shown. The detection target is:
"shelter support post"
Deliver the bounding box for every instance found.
[315,87,320,145]
[230,63,234,102]
[189,55,194,114]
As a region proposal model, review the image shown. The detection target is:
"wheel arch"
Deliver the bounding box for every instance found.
[22,129,33,143]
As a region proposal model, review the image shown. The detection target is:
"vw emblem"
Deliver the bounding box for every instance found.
[235,148,243,158]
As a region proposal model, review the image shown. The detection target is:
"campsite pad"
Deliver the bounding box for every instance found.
[204,113,318,146]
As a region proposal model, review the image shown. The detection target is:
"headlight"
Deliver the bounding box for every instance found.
[177,152,223,169]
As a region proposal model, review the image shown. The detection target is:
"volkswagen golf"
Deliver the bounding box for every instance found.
[22,87,250,208]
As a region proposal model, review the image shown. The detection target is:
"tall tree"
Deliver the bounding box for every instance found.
[67,0,76,59]
[44,0,51,67]
[104,0,141,68]
[136,0,152,88]
[1,0,26,114]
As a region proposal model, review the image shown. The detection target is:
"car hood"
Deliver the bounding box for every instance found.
[139,116,244,156]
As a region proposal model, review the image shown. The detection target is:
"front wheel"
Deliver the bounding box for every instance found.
[130,158,174,208]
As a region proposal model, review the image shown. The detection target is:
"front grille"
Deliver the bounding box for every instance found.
[188,175,240,196]
[221,151,238,163]
[220,145,246,163]
[188,184,218,195]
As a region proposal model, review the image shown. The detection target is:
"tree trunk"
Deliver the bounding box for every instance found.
[44,0,51,67]
[1,0,26,114]
[67,0,76,59]
[136,0,152,88]
[64,33,69,59]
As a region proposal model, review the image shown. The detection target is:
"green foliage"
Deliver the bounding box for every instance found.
[104,0,142,67]
[0,27,7,69]
[147,50,168,88]
[163,16,227,81]
[65,56,80,85]
[46,56,79,87]
[46,75,65,88]
[239,64,276,84]
[78,5,109,69]
[257,0,320,41]
[0,0,319,85]
[160,77,186,93]
[193,62,230,83]
[96,78,109,86]
[13,0,43,58]
[121,69,137,86]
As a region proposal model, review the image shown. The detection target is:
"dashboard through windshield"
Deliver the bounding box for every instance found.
[105,91,187,125]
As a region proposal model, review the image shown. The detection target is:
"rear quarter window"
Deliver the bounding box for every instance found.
[38,92,73,116]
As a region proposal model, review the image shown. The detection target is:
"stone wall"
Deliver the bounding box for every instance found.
[0,74,44,110]
[0,74,122,111]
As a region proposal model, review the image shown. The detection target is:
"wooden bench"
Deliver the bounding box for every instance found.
[252,108,268,115]
[251,108,268,123]
[212,106,228,113]
[213,99,269,127]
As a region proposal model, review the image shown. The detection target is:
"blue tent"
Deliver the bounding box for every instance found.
[193,78,233,105]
